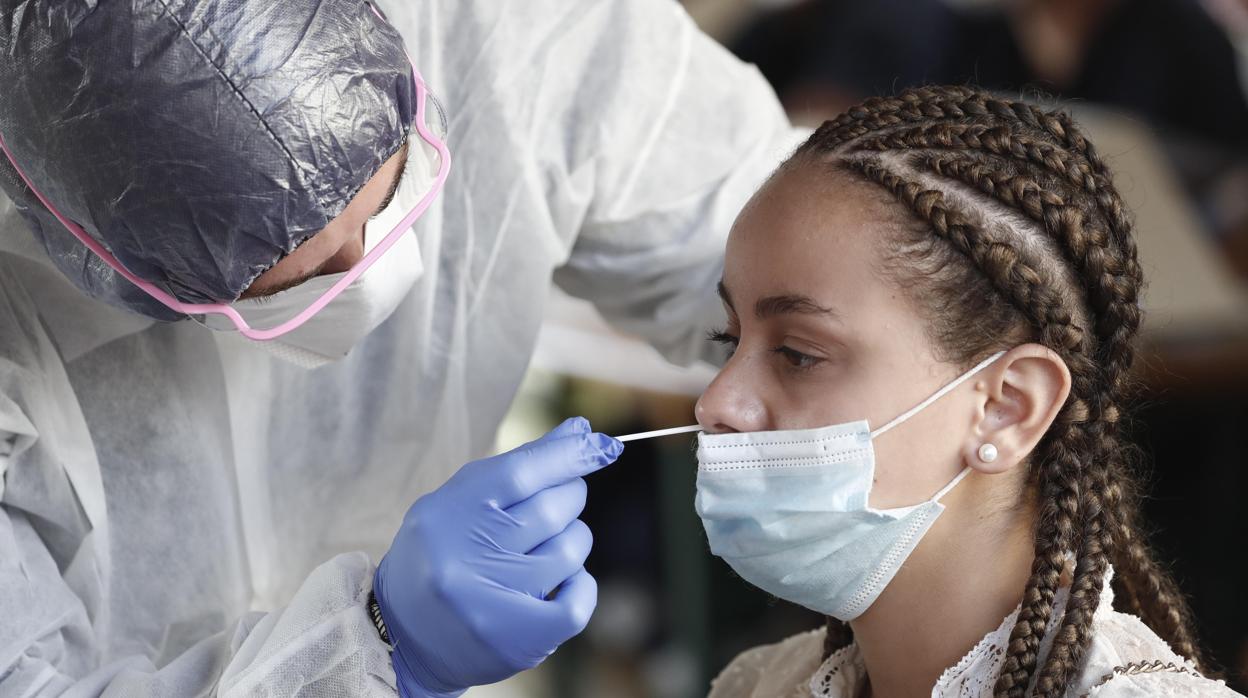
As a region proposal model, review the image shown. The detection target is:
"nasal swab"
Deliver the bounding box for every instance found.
[615,424,702,443]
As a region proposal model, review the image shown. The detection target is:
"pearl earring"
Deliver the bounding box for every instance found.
[977,443,999,464]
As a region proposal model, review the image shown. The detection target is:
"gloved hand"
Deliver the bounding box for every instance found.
[374,417,624,698]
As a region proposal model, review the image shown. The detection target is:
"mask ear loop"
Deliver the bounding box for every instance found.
[870,351,1008,440]
[930,466,973,503]
[869,351,1007,506]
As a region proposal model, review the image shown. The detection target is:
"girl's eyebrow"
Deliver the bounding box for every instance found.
[755,294,840,320]
[717,281,840,320]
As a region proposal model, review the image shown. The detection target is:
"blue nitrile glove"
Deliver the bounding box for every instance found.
[374,417,624,698]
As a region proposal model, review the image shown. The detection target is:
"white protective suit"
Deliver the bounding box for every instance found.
[0,0,799,695]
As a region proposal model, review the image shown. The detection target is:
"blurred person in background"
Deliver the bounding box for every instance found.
[732,0,1248,259]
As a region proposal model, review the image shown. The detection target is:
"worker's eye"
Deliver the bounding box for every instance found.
[366,159,411,222]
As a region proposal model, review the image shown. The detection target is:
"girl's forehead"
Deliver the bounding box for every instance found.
[724,167,891,307]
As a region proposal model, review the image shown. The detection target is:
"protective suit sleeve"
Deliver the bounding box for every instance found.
[549,0,807,368]
[0,490,396,697]
[0,273,396,697]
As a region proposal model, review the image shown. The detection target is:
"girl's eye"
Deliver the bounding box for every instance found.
[707,329,739,357]
[772,345,823,370]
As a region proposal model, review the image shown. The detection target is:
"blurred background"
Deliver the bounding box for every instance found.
[470,0,1248,695]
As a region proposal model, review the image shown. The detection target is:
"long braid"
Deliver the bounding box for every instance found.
[822,618,853,659]
[848,157,1105,696]
[1054,127,1210,667]
[916,148,1208,672]
[801,86,1206,695]
[809,94,1095,693]
[912,152,1153,691]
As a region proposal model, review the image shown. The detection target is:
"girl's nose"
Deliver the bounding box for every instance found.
[695,356,769,434]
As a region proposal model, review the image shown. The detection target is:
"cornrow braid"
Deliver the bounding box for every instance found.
[848,156,1105,696]
[907,152,1208,671]
[795,86,1206,696]
[908,107,1205,676]
[825,89,1149,342]
[819,87,1114,199]
[904,154,1147,690]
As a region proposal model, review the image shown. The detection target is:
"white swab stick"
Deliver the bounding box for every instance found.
[615,424,702,442]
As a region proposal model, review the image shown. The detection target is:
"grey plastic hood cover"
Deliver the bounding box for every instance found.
[0,0,415,319]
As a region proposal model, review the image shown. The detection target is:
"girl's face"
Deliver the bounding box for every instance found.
[695,164,988,508]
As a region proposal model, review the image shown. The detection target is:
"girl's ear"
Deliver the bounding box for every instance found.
[963,344,1072,475]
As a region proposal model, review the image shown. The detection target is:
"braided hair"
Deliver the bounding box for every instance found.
[796,86,1206,696]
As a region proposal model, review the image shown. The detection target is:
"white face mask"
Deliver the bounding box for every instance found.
[694,352,1005,621]
[224,143,436,369]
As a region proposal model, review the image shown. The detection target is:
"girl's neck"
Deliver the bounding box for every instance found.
[850,476,1036,698]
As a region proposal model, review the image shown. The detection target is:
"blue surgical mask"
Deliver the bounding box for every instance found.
[694,352,1005,621]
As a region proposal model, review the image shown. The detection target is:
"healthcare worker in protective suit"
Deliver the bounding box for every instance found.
[0,0,796,695]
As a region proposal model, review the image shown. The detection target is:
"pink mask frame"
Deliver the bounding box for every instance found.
[0,51,450,342]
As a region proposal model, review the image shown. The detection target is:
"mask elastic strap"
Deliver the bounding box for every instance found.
[932,467,973,503]
[870,351,1007,440]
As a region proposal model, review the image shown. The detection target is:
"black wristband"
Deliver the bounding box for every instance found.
[368,590,393,649]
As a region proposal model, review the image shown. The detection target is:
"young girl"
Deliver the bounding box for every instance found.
[693,86,1240,697]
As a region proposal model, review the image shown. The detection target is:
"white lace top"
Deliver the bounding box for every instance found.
[708,570,1241,697]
